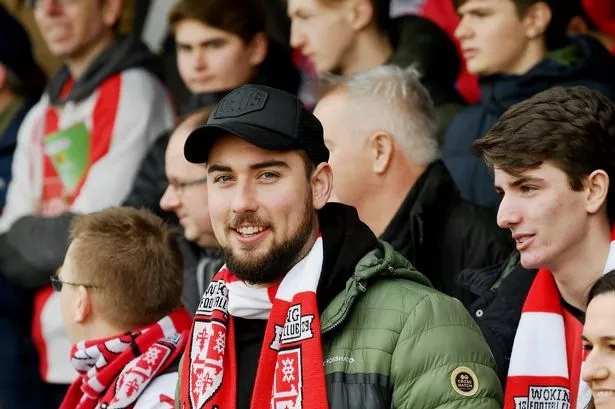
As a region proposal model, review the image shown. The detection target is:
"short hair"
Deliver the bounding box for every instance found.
[168,0,266,43]
[319,0,391,31]
[452,0,578,49]
[587,270,615,306]
[320,64,440,166]
[473,86,615,220]
[69,207,183,328]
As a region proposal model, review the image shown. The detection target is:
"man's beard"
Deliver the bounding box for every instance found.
[223,195,316,285]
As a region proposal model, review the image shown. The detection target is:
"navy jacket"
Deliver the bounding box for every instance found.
[443,35,615,208]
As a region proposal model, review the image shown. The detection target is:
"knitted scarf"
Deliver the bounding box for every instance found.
[504,228,615,409]
[60,308,192,409]
[179,237,328,409]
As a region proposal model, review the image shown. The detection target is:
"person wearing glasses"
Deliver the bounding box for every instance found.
[160,108,223,314]
[52,206,192,409]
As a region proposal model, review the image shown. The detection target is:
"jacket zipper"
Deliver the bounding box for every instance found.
[321,280,367,335]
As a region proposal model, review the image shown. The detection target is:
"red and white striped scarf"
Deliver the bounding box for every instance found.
[60,308,192,409]
[179,237,329,409]
[504,228,615,409]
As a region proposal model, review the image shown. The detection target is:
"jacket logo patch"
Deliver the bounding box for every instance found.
[451,367,479,397]
[213,88,268,119]
[269,304,314,351]
[189,320,226,409]
[513,386,570,409]
[272,347,303,409]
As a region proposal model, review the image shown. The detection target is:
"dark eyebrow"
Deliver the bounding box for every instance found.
[249,160,290,171]
[510,176,544,187]
[208,164,232,174]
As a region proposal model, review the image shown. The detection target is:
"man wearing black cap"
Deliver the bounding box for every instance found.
[176,84,503,409]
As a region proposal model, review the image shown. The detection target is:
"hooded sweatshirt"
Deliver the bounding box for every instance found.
[442,35,615,209]
[0,35,175,384]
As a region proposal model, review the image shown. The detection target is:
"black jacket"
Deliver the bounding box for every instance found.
[457,252,537,387]
[380,160,513,304]
[443,35,615,208]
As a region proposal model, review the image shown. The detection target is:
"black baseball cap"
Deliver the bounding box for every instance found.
[184,84,329,165]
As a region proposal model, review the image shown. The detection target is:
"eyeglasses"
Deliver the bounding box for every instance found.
[50,275,101,292]
[167,177,208,196]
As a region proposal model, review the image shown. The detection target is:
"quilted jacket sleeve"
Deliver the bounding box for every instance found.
[390,291,503,409]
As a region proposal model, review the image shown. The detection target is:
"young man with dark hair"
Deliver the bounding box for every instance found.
[57,207,192,408]
[175,84,503,409]
[287,0,465,140]
[468,85,615,409]
[443,0,615,208]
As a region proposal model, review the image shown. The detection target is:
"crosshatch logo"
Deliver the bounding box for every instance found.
[514,386,571,409]
[270,304,314,351]
[451,367,479,397]
[213,87,268,119]
[197,280,228,315]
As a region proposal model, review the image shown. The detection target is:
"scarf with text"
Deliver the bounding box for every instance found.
[60,308,192,409]
[179,237,328,409]
[504,228,615,409]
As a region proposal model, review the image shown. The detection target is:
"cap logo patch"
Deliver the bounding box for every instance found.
[451,366,479,397]
[214,88,268,119]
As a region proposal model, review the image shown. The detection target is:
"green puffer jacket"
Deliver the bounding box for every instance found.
[319,240,503,409]
[175,240,503,409]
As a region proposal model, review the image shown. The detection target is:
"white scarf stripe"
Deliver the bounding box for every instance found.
[158,316,175,338]
[507,312,568,377]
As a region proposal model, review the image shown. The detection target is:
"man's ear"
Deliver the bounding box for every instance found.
[368,132,394,174]
[102,0,124,30]
[74,286,93,324]
[311,163,334,210]
[522,1,552,39]
[248,32,269,67]
[347,0,374,32]
[585,170,609,215]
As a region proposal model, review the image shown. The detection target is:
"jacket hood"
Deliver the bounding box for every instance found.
[479,35,615,115]
[46,35,163,105]
[180,39,300,115]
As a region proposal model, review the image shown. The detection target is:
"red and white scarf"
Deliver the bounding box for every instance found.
[179,237,329,409]
[60,308,192,409]
[505,228,615,409]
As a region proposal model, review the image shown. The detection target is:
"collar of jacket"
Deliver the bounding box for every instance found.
[379,160,461,269]
[46,35,162,106]
[320,239,432,334]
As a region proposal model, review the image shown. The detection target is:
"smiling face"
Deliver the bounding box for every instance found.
[33,0,120,61]
[206,134,332,284]
[494,162,591,270]
[583,293,615,408]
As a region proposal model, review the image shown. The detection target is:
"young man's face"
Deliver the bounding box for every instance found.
[288,0,355,73]
[582,293,615,408]
[206,135,327,284]
[495,162,590,270]
[58,243,86,344]
[313,91,373,209]
[160,128,217,249]
[454,0,534,76]
[175,19,264,94]
[34,0,119,60]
